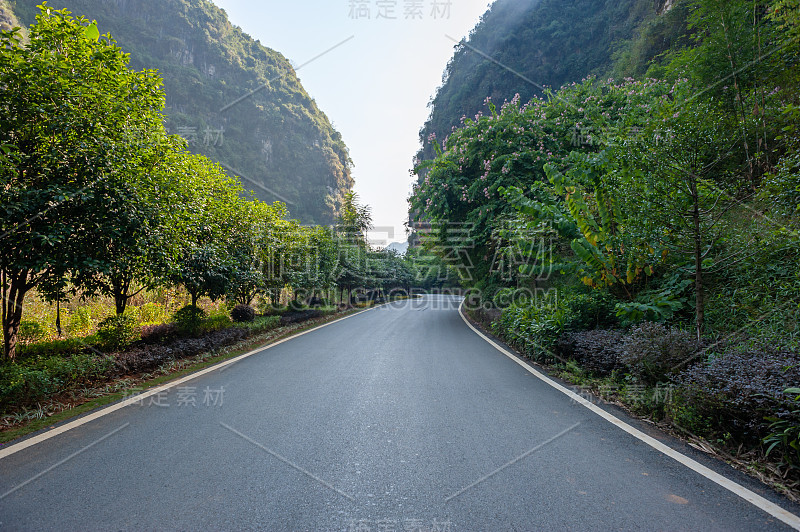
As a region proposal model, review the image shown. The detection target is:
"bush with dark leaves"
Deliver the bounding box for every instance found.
[112,327,248,375]
[140,323,178,344]
[280,309,322,325]
[113,344,175,375]
[557,330,625,376]
[673,347,800,443]
[619,322,700,384]
[231,304,256,323]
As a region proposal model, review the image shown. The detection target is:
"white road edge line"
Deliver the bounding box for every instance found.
[0,305,383,461]
[458,300,800,531]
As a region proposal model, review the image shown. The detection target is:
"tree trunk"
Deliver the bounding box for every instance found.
[114,292,127,315]
[690,177,705,343]
[56,300,62,337]
[112,275,131,315]
[191,290,198,308]
[2,270,30,360]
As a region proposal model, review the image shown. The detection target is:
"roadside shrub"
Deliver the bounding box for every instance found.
[66,307,93,338]
[764,388,800,470]
[2,316,256,411]
[237,315,281,334]
[200,314,232,334]
[615,285,691,327]
[562,291,619,330]
[0,354,112,411]
[206,326,248,347]
[472,307,502,328]
[140,323,178,344]
[17,320,49,345]
[172,305,207,335]
[280,309,322,325]
[492,297,568,361]
[672,347,800,443]
[288,298,309,311]
[0,365,54,410]
[112,327,248,375]
[619,322,700,384]
[491,289,621,363]
[95,314,140,351]
[137,302,168,324]
[231,304,256,323]
[17,338,87,359]
[557,330,625,376]
[39,353,113,384]
[113,344,175,375]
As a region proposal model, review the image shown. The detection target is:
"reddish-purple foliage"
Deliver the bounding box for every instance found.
[113,327,248,375]
[676,347,800,442]
[139,323,178,344]
[231,304,256,323]
[620,322,700,384]
[280,309,322,325]
[556,330,625,376]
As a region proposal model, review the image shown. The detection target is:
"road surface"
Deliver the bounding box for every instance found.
[1,295,799,531]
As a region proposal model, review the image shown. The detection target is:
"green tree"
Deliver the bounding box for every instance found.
[662,0,789,183]
[167,152,248,308]
[259,203,295,307]
[225,200,287,306]
[338,192,373,247]
[614,98,742,340]
[502,150,661,301]
[0,6,165,358]
[409,77,677,294]
[74,135,185,315]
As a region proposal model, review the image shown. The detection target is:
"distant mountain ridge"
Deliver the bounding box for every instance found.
[384,241,409,256]
[8,0,353,224]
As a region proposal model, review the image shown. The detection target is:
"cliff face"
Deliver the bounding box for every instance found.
[0,0,22,31]
[657,0,676,15]
[11,0,353,224]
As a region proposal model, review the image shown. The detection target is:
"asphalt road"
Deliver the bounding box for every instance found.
[1,294,800,531]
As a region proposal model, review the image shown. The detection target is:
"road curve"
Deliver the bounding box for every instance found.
[1,294,799,531]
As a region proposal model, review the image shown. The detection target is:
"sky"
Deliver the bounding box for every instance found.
[212,0,496,246]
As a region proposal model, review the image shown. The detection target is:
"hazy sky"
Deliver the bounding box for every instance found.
[212,0,495,246]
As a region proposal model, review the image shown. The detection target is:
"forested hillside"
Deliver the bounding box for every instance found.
[416,0,668,162]
[7,0,353,224]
